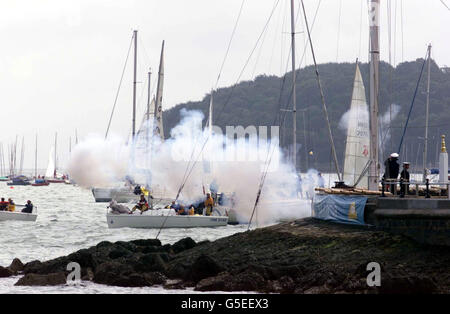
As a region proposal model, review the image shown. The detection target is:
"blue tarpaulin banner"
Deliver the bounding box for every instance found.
[312,194,368,225]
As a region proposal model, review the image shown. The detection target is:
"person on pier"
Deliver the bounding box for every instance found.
[383,153,400,194]
[400,162,410,196]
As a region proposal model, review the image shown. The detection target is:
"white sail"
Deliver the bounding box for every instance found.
[154,40,165,141]
[45,147,55,178]
[343,63,370,188]
[203,91,214,175]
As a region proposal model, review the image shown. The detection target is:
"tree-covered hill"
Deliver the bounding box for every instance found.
[163,59,450,172]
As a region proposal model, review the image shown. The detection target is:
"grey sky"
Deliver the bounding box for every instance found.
[0,0,448,171]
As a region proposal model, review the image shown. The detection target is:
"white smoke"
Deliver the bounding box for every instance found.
[67,109,313,224]
[338,103,369,133]
[379,103,401,155]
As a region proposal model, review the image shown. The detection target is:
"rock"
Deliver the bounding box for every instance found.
[141,246,161,254]
[0,266,13,278]
[96,241,114,249]
[379,275,438,294]
[67,248,97,269]
[195,272,231,291]
[81,267,94,281]
[275,276,296,293]
[304,285,332,294]
[131,239,161,247]
[23,260,43,274]
[93,261,134,285]
[108,246,132,259]
[114,241,137,252]
[189,254,223,282]
[171,237,196,254]
[227,271,266,292]
[8,258,24,273]
[134,253,167,273]
[15,272,67,286]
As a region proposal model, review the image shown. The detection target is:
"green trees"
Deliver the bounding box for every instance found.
[163,59,450,172]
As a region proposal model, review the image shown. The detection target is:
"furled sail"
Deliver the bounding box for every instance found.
[154,40,165,142]
[343,63,370,188]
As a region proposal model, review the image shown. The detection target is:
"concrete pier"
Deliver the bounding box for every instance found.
[366,197,450,246]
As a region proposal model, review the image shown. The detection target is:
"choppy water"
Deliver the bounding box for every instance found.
[0,183,249,293]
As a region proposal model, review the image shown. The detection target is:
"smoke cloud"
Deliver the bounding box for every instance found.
[67,109,313,224]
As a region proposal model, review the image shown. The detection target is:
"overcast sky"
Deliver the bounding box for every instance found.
[0,0,449,171]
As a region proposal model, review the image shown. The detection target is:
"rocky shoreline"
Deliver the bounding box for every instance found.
[1,218,449,293]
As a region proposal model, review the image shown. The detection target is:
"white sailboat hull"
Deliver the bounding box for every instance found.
[107,212,228,229]
[0,211,37,222]
[92,187,137,203]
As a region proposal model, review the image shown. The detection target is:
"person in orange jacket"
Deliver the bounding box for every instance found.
[204,193,214,216]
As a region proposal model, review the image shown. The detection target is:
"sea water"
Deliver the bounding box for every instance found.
[0,183,249,293]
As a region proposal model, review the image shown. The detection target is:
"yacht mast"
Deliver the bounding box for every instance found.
[423,44,432,182]
[35,134,38,178]
[54,132,57,177]
[132,30,138,138]
[368,0,380,191]
[147,69,152,122]
[290,0,297,170]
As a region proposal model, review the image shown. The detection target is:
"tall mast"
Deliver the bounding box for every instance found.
[368,0,380,191]
[147,69,152,121]
[155,40,165,141]
[423,44,432,182]
[290,0,297,170]
[132,30,138,139]
[35,134,38,178]
[54,132,57,177]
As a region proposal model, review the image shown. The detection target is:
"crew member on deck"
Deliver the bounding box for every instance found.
[8,198,15,212]
[0,198,8,211]
[22,200,33,213]
[131,194,149,214]
[383,153,400,194]
[400,162,410,196]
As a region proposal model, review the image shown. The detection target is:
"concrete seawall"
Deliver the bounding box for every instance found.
[367,197,450,246]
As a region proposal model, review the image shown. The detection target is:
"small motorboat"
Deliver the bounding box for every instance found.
[7,176,31,186]
[46,178,65,183]
[32,179,49,186]
[0,206,37,222]
[106,207,228,229]
[92,187,139,203]
[0,176,9,182]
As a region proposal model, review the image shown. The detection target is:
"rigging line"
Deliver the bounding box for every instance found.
[336,0,342,63]
[274,0,321,124]
[215,0,246,89]
[358,0,363,59]
[400,0,404,62]
[215,0,280,125]
[248,0,324,226]
[300,0,341,181]
[268,0,284,72]
[105,33,134,139]
[397,50,428,154]
[440,0,450,11]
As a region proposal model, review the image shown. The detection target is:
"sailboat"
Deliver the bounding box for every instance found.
[32,134,49,186]
[342,62,370,188]
[93,33,168,204]
[46,134,65,183]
